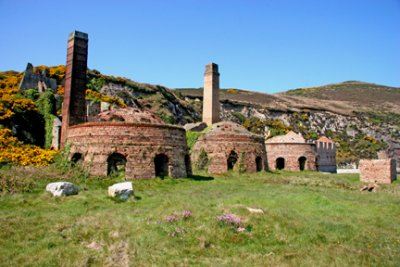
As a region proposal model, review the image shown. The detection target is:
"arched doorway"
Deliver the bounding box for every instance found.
[256,156,263,172]
[298,156,307,171]
[227,151,238,170]
[71,153,83,165]
[276,157,285,170]
[184,154,192,177]
[154,154,169,178]
[107,153,127,176]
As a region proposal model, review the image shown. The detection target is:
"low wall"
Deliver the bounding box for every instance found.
[359,159,397,184]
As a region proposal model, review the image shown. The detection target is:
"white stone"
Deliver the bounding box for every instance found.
[108,182,133,200]
[246,207,264,214]
[46,182,79,197]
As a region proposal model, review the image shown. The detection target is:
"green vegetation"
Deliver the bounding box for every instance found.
[36,89,57,148]
[1,166,399,266]
[358,111,400,126]
[186,130,203,151]
[195,149,209,171]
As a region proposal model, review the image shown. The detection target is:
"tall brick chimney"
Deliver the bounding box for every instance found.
[60,31,88,149]
[202,63,220,126]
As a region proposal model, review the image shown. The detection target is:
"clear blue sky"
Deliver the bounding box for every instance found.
[0,0,399,93]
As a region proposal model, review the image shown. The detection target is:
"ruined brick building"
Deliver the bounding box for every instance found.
[19,63,58,93]
[190,63,267,174]
[191,121,267,174]
[61,31,190,179]
[265,131,336,172]
[61,30,338,178]
[265,131,317,171]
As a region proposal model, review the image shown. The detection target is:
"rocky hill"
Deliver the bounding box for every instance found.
[1,65,399,166]
[176,82,400,166]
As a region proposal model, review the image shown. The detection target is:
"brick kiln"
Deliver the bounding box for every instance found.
[191,121,267,174]
[265,131,317,171]
[61,31,190,179]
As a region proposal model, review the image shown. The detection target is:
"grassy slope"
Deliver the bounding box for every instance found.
[1,168,399,266]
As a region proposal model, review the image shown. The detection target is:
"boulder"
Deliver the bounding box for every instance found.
[184,122,207,132]
[108,182,133,200]
[46,182,79,197]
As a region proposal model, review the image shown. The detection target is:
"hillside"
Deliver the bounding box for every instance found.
[176,81,400,115]
[1,66,399,167]
[283,81,400,113]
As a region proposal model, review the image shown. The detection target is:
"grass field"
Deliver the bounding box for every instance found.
[1,166,399,266]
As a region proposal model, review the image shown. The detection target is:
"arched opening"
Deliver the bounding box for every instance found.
[276,157,285,170]
[255,156,263,172]
[298,156,307,171]
[107,153,127,176]
[227,151,238,170]
[71,153,83,165]
[185,154,192,177]
[154,154,169,178]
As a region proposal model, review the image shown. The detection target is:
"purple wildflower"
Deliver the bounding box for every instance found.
[181,210,192,219]
[165,214,178,223]
[216,213,241,226]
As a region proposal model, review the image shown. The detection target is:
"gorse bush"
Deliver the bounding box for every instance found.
[0,128,58,166]
[86,89,127,108]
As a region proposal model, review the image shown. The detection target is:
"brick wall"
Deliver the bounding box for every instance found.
[266,143,317,171]
[67,122,190,179]
[359,159,397,184]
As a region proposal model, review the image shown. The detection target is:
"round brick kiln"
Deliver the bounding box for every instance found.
[265,131,317,171]
[191,121,267,174]
[66,109,191,179]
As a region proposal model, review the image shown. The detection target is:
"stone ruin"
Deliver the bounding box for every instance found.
[61,31,190,179]
[265,131,317,171]
[58,30,343,179]
[264,132,337,172]
[191,121,267,174]
[19,63,57,93]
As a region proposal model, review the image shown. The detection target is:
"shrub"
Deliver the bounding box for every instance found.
[0,128,58,166]
[196,149,209,171]
[86,89,127,108]
[0,170,35,194]
[186,130,202,151]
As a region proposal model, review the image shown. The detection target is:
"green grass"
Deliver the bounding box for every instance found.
[0,167,399,266]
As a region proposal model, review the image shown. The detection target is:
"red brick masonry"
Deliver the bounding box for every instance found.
[191,122,267,174]
[359,159,397,184]
[67,122,190,179]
